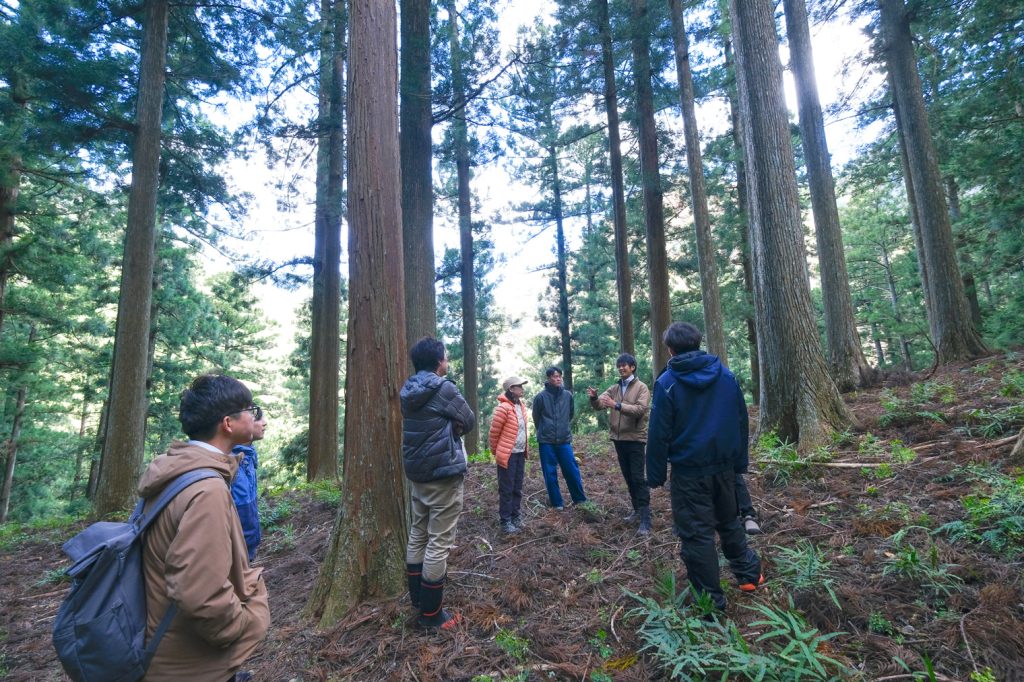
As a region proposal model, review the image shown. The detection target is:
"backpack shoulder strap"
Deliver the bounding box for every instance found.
[135,468,222,532]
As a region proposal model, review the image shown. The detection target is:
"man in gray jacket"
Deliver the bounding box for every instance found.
[532,366,588,510]
[401,336,475,630]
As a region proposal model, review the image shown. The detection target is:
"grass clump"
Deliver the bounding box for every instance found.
[937,466,1024,557]
[754,432,832,485]
[627,571,849,681]
[771,541,840,608]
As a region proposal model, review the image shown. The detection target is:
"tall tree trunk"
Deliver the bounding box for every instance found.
[0,156,20,340]
[447,0,479,455]
[877,0,986,363]
[783,0,874,390]
[550,144,573,390]
[596,0,634,355]
[631,0,672,374]
[72,383,93,501]
[728,0,852,447]
[724,38,760,403]
[0,323,34,523]
[945,176,983,327]
[669,0,727,365]
[400,0,437,345]
[308,0,346,482]
[96,0,169,517]
[306,0,407,625]
[879,242,914,370]
[871,322,886,366]
[889,71,933,338]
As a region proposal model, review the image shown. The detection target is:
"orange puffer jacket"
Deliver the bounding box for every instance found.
[488,394,529,468]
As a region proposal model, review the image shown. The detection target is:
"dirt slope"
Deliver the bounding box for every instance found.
[2,353,1023,681]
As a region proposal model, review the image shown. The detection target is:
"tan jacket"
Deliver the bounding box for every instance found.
[489,394,529,468]
[138,441,270,682]
[590,377,650,442]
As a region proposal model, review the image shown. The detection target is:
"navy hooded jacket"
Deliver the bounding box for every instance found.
[230,444,261,561]
[646,351,749,486]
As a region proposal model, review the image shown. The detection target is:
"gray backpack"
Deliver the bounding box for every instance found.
[52,468,220,682]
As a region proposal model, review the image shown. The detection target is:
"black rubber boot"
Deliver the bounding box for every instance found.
[418,576,462,630]
[637,506,652,535]
[406,563,422,609]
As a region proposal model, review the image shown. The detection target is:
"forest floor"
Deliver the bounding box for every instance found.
[2,352,1024,681]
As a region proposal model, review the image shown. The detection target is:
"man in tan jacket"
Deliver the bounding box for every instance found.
[139,374,271,681]
[588,353,652,534]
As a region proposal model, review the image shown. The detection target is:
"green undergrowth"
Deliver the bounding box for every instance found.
[626,570,849,681]
[936,465,1024,557]
[0,514,81,552]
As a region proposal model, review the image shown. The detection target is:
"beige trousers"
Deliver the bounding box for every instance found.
[406,475,464,582]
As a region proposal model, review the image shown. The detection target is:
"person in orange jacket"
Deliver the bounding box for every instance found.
[489,376,530,534]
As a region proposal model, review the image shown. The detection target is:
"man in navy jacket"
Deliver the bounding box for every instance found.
[647,322,762,611]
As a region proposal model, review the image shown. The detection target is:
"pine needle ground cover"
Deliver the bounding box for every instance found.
[2,353,1023,680]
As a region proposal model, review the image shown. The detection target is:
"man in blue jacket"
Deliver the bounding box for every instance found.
[647,322,763,611]
[232,407,267,562]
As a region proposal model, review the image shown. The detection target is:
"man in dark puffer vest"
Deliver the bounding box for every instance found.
[401,336,476,630]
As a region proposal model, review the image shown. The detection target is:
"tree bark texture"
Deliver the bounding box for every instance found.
[447,0,479,455]
[0,324,34,523]
[96,0,169,517]
[728,0,852,447]
[724,39,760,403]
[597,0,634,356]
[550,145,574,390]
[307,0,407,625]
[0,155,20,340]
[631,0,672,374]
[669,0,727,366]
[888,71,933,338]
[400,0,437,346]
[783,0,874,391]
[0,381,27,524]
[308,0,345,482]
[877,0,987,363]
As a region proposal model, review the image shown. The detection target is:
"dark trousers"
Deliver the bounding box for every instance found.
[670,469,761,609]
[613,440,649,510]
[497,451,526,521]
[735,473,755,518]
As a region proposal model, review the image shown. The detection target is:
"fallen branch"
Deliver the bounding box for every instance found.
[978,432,1022,450]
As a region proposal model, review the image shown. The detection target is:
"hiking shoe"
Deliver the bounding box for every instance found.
[552,505,564,511]
[511,515,526,530]
[501,519,520,534]
[738,574,766,592]
[743,516,762,535]
[623,509,639,523]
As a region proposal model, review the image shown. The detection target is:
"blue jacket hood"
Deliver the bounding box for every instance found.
[667,350,722,390]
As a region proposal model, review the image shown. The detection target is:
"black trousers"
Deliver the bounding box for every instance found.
[613,440,649,510]
[497,451,526,521]
[735,473,755,518]
[670,469,761,609]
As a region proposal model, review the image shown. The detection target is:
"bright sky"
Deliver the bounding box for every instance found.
[206,0,881,380]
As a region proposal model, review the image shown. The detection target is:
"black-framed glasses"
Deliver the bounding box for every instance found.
[225,405,263,421]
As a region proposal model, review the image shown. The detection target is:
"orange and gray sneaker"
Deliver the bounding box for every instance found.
[738,574,766,592]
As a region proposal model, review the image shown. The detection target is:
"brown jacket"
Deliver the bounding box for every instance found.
[489,394,529,468]
[590,377,651,442]
[138,441,270,682]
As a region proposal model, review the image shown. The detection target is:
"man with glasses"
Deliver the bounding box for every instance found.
[232,405,266,562]
[136,374,270,681]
